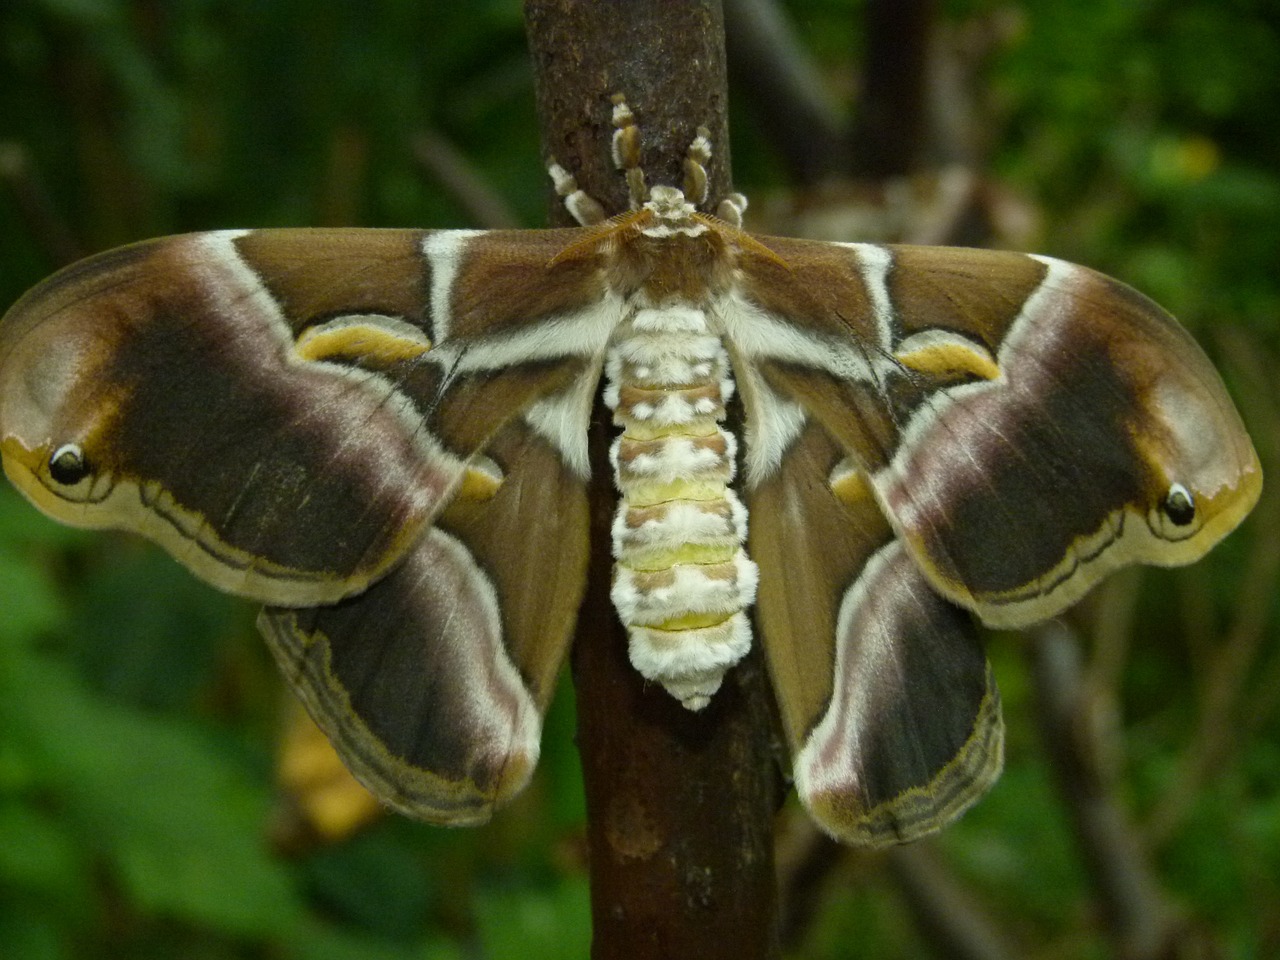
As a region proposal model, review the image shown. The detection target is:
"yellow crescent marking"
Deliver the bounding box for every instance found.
[622,541,738,572]
[457,458,504,501]
[829,460,873,506]
[652,610,734,631]
[895,340,1000,381]
[294,318,432,366]
[622,478,729,507]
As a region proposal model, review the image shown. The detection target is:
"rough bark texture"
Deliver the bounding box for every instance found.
[526,0,733,227]
[524,3,783,958]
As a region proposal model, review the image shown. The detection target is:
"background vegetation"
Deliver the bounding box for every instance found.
[1,1,1277,957]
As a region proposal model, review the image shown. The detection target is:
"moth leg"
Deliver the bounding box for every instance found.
[609,93,648,210]
[680,119,748,226]
[683,127,712,207]
[547,161,606,227]
[546,92,648,225]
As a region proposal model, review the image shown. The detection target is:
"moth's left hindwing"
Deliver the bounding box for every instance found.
[748,419,1002,846]
[0,227,604,823]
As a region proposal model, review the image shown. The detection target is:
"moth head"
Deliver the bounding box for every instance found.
[645,186,697,221]
[640,186,707,239]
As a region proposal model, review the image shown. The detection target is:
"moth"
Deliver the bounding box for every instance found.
[0,95,1261,847]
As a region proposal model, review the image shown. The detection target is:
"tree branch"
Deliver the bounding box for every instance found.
[848,0,937,177]
[523,3,783,957]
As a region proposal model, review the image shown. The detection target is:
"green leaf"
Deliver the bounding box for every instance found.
[0,905,69,960]
[66,545,244,708]
[300,827,436,940]
[475,876,591,960]
[1,652,304,937]
[291,920,465,960]
[0,548,65,646]
[0,800,91,906]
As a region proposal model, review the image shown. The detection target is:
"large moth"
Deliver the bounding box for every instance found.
[0,96,1261,847]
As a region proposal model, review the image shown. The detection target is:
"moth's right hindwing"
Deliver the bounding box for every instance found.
[260,418,591,824]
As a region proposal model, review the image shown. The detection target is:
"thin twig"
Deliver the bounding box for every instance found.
[1030,621,1214,960]
[0,141,86,266]
[411,130,522,229]
[887,843,1022,960]
[775,820,844,948]
[723,0,849,181]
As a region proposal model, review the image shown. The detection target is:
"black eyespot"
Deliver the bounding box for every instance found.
[1163,482,1196,526]
[48,444,90,486]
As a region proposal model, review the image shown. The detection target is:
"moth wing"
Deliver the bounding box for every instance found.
[731,238,1261,628]
[258,419,589,824]
[0,227,608,607]
[746,420,1002,846]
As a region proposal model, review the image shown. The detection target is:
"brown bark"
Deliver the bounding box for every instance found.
[523,3,783,958]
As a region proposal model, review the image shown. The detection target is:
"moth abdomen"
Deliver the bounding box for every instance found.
[605,303,757,710]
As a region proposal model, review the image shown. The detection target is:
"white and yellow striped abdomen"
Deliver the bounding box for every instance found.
[605,303,758,710]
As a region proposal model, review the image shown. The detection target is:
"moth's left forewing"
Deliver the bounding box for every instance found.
[732,238,1261,629]
[0,230,458,605]
[872,247,1262,626]
[0,227,612,607]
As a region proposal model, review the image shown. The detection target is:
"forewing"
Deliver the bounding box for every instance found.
[731,238,1261,628]
[0,227,609,606]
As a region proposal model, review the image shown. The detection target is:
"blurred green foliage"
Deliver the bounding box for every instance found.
[1,1,1277,958]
